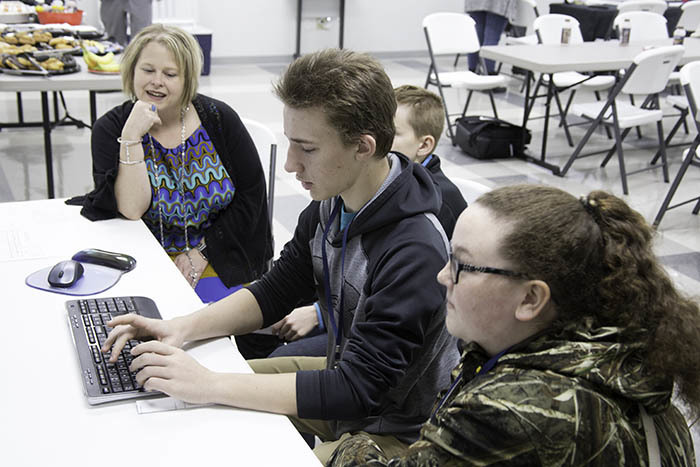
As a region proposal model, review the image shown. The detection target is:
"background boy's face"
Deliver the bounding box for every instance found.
[283,105,363,202]
[391,104,424,163]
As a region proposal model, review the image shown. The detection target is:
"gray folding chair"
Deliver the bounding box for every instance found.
[559,45,684,195]
[241,118,277,269]
[532,14,616,147]
[653,61,700,227]
[423,12,508,144]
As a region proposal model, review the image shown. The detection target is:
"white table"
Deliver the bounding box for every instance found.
[0,199,320,467]
[0,68,122,198]
[480,38,700,174]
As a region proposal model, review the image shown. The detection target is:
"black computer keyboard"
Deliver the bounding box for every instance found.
[66,296,162,404]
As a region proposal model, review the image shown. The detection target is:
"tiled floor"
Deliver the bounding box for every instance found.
[1,53,698,456]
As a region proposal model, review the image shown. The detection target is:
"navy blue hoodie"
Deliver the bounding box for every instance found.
[248,153,459,443]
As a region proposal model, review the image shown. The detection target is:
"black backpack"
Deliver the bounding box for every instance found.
[454,116,531,159]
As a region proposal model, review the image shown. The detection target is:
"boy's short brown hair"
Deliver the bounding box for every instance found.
[273,48,396,158]
[394,85,445,145]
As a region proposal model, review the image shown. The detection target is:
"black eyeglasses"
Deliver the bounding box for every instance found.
[450,253,528,284]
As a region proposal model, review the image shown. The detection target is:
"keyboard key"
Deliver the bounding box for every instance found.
[115,298,128,313]
[91,346,102,364]
[86,328,96,344]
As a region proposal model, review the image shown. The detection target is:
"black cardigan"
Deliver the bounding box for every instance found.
[75,94,273,287]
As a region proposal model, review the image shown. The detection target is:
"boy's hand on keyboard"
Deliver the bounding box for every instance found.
[130,340,214,404]
[102,314,185,363]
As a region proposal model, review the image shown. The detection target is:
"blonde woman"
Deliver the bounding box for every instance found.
[79,24,274,357]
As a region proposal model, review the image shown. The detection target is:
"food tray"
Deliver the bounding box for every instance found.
[0,60,80,76]
[33,47,81,58]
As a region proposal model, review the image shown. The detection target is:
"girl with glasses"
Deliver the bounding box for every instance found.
[330,184,699,466]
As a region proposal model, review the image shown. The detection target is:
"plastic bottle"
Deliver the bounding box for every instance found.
[561,25,571,44]
[620,18,631,46]
[673,26,686,45]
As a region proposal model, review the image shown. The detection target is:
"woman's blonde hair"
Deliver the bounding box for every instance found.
[120,24,202,109]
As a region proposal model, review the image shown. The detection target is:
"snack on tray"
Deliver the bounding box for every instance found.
[0,42,38,55]
[0,49,78,73]
[39,56,64,71]
[49,35,77,49]
[2,32,18,44]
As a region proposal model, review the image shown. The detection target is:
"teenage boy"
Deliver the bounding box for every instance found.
[392,84,467,239]
[270,85,469,354]
[103,49,458,463]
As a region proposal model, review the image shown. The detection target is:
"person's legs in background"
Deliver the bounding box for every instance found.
[127,0,153,41]
[467,11,486,72]
[482,12,508,74]
[100,0,128,46]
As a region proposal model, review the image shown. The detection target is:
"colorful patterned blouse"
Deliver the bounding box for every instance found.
[142,125,236,253]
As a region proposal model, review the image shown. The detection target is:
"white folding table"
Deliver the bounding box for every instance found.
[480,38,700,174]
[0,199,320,466]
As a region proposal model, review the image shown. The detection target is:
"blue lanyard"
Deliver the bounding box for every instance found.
[430,347,510,422]
[421,154,433,167]
[321,198,352,367]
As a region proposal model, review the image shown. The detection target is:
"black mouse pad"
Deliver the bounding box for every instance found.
[25,263,123,296]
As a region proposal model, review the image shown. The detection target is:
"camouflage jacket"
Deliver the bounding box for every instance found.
[328,322,696,466]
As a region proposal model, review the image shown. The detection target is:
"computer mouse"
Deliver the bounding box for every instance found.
[47,260,85,288]
[71,248,136,272]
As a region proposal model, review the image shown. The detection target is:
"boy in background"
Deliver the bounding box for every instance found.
[392,85,467,238]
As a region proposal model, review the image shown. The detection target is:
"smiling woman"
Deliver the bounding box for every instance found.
[75,25,274,354]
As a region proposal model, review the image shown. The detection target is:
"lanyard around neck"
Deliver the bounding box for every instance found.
[321,198,352,365]
[430,346,510,422]
[421,154,433,167]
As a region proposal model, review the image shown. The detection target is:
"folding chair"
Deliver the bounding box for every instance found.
[532,14,616,147]
[559,45,684,195]
[677,0,700,32]
[653,60,700,227]
[613,11,677,139]
[614,11,668,40]
[423,12,508,144]
[505,0,540,46]
[616,0,667,15]
[241,118,277,269]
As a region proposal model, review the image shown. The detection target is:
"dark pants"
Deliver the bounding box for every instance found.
[468,11,508,74]
[100,0,153,46]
